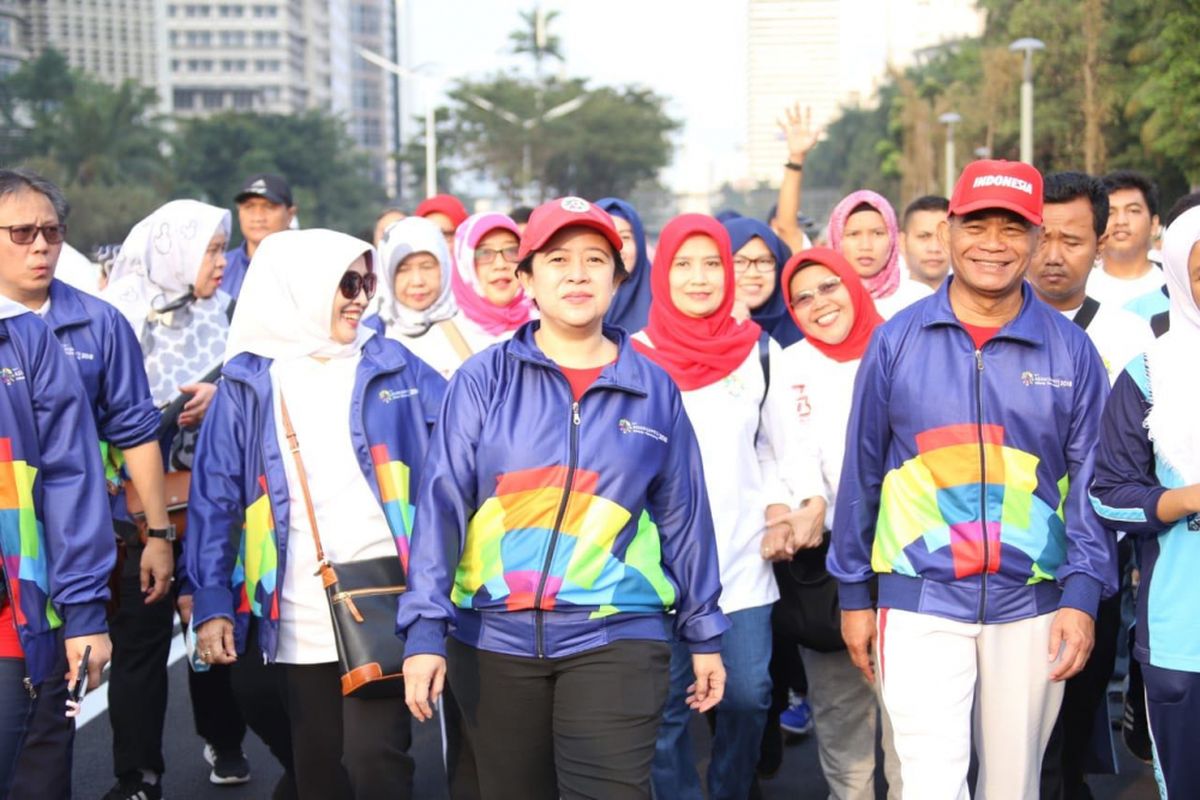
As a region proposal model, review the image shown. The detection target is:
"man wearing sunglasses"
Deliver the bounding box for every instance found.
[828,160,1116,799]
[0,169,122,797]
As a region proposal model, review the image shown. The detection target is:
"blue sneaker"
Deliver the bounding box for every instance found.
[780,696,814,735]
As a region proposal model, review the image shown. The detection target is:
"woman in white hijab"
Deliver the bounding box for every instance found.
[187,228,445,800]
[1090,205,1200,800]
[366,216,472,377]
[104,199,231,427]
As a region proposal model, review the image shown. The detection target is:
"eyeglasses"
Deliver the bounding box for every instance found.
[475,246,520,265]
[733,255,777,274]
[338,271,378,300]
[1,224,68,245]
[790,276,843,310]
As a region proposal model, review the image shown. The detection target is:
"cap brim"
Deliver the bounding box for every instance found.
[518,217,624,260]
[235,190,289,205]
[949,197,1042,226]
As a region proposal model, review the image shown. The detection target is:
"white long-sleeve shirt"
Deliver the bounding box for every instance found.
[635,333,824,614]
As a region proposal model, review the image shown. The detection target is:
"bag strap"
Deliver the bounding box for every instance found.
[278,394,331,576]
[1072,297,1101,332]
[757,330,771,415]
[438,319,474,363]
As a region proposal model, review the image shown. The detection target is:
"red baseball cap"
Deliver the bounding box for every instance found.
[949,159,1044,226]
[517,197,624,261]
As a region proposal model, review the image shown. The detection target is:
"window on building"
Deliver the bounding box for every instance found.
[0,19,12,47]
[232,89,255,109]
[203,90,224,109]
[173,88,196,108]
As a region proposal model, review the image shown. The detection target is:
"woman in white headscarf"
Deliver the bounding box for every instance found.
[1090,205,1200,800]
[103,200,232,429]
[365,216,472,377]
[188,228,446,800]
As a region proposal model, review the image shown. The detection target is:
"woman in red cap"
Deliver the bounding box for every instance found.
[414,194,469,251]
[772,247,902,799]
[634,215,826,800]
[398,197,728,800]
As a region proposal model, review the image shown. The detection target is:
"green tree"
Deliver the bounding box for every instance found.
[509,7,565,76]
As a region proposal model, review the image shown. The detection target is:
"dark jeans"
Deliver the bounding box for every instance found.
[229,620,298,799]
[1144,662,1200,799]
[280,662,414,800]
[0,657,33,798]
[188,663,247,752]
[9,633,72,799]
[447,637,670,800]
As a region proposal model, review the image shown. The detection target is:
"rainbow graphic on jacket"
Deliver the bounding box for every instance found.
[874,424,1067,583]
[232,475,279,620]
[453,465,677,617]
[0,438,60,630]
[370,444,414,572]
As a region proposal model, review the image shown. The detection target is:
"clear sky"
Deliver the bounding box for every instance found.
[403,0,751,192]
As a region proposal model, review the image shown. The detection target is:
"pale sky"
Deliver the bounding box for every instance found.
[403,0,751,193]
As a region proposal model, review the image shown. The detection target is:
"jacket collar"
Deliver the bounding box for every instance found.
[41,279,91,333]
[507,321,648,396]
[222,334,408,386]
[920,275,1045,346]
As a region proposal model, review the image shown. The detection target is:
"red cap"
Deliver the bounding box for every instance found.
[949,159,1044,226]
[517,197,624,261]
[414,194,469,227]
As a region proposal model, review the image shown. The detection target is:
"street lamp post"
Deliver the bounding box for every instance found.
[938,112,962,198]
[357,46,440,199]
[1009,38,1045,165]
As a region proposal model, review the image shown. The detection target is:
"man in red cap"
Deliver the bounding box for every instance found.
[828,160,1117,798]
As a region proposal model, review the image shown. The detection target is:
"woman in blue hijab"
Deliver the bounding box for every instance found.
[596,197,652,333]
[723,217,803,347]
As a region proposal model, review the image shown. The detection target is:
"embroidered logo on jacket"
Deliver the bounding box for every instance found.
[617,419,669,443]
[0,368,25,386]
[1020,371,1073,389]
[378,388,419,403]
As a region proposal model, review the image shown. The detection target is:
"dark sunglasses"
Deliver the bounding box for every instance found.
[338,271,378,300]
[1,223,68,245]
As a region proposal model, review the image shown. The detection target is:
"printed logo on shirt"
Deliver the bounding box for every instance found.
[972,175,1034,195]
[792,384,812,418]
[0,367,25,386]
[61,344,95,361]
[1020,371,1073,389]
[378,388,419,403]
[617,418,669,444]
[1188,513,1199,532]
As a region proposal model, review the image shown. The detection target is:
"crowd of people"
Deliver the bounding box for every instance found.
[0,102,1197,800]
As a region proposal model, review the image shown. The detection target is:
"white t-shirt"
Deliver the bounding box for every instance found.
[633,333,823,614]
[1087,264,1167,319]
[271,354,399,664]
[1060,299,1156,387]
[875,277,934,320]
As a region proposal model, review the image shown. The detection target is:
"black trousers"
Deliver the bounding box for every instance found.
[447,637,670,800]
[229,620,298,800]
[187,663,247,752]
[8,634,72,800]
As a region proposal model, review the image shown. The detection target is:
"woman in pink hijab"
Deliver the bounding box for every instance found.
[450,212,534,350]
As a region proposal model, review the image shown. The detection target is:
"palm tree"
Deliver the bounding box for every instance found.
[509,7,564,78]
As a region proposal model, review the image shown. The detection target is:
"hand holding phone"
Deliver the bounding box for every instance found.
[65,644,91,718]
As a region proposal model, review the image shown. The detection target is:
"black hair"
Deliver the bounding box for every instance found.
[515,232,628,283]
[374,206,407,223]
[510,206,535,225]
[1102,169,1160,218]
[901,195,949,231]
[849,202,877,217]
[1163,191,1200,228]
[0,168,70,222]
[1043,172,1109,239]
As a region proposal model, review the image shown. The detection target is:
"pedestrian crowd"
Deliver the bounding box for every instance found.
[0,101,1197,800]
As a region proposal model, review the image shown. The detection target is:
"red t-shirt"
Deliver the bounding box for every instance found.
[559,363,611,401]
[0,602,22,659]
[960,322,1001,350]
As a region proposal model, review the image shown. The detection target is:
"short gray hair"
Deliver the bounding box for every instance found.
[0,168,70,222]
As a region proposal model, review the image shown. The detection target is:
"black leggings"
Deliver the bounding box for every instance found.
[447,637,669,800]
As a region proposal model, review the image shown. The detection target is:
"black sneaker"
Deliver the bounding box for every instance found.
[204,743,251,785]
[1122,659,1153,764]
[100,775,163,800]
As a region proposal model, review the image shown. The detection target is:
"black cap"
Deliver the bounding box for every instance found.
[234,173,293,206]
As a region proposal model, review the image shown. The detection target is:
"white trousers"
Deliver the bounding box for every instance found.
[877,608,1065,800]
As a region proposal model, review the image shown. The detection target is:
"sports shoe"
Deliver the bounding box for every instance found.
[204,743,252,785]
[779,696,814,735]
[100,774,162,800]
[1121,662,1153,764]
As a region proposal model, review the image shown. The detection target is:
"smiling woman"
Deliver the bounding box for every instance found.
[449,211,533,351]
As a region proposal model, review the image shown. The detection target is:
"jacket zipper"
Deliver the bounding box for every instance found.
[974,347,989,622]
[0,565,35,698]
[333,586,407,623]
[533,399,582,658]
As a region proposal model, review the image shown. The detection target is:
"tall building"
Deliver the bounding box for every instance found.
[0,1,27,75]
[746,0,984,184]
[349,0,400,195]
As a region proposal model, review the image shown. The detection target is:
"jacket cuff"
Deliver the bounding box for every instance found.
[401,617,447,658]
[838,580,874,611]
[1060,574,1103,619]
[686,635,722,654]
[193,586,235,628]
[61,601,108,639]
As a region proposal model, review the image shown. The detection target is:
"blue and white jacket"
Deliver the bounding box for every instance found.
[185,335,446,661]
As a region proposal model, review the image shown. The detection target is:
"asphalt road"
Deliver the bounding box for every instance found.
[68,636,1158,799]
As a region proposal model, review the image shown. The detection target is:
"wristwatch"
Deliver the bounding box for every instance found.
[146,525,177,542]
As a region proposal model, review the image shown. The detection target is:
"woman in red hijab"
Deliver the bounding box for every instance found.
[771,247,902,799]
[637,215,827,800]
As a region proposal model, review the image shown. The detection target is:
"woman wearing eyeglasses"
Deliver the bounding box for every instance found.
[449,212,533,351]
[635,215,826,800]
[723,217,803,347]
[188,229,446,800]
[773,247,901,800]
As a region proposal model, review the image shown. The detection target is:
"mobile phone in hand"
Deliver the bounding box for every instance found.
[65,645,91,717]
